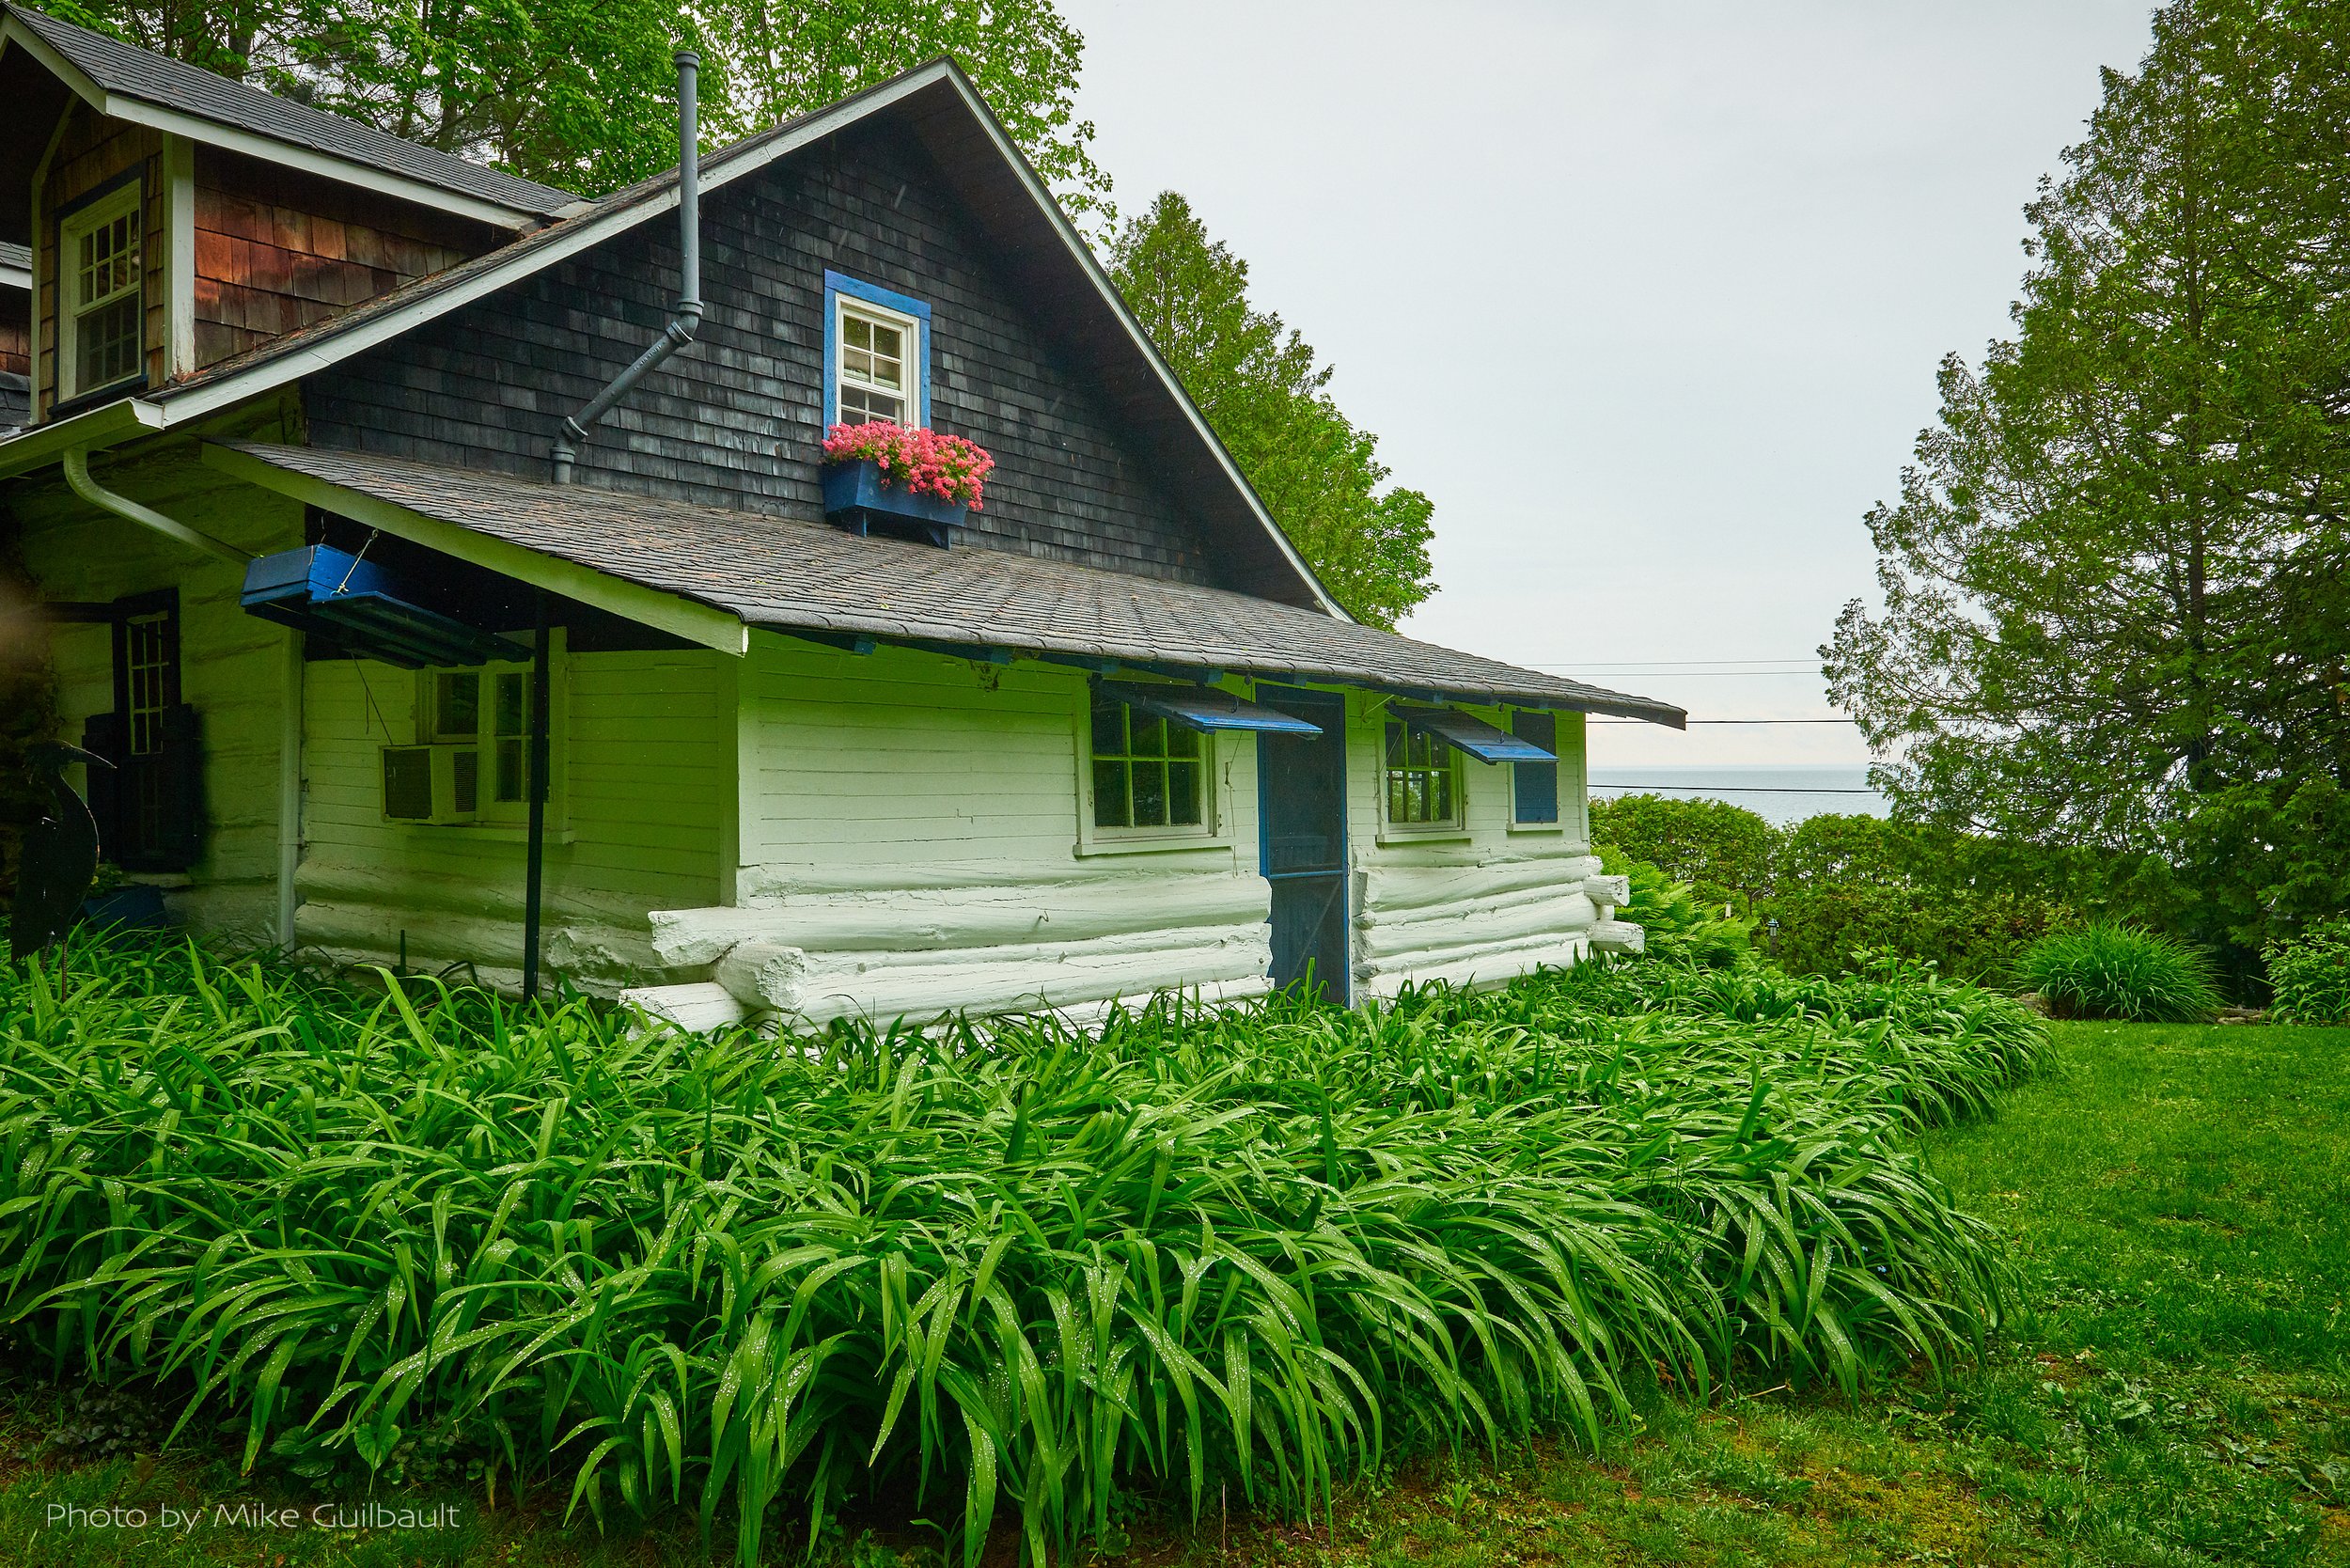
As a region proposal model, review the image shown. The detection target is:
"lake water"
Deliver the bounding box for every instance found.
[1588,765,1888,826]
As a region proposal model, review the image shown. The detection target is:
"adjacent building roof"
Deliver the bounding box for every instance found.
[214,441,1688,728]
[0,4,577,224]
[0,239,27,288]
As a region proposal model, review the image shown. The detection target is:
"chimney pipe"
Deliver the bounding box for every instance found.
[550,50,706,484]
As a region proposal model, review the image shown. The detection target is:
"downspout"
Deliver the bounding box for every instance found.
[521,590,553,1000]
[62,447,251,564]
[522,47,699,997]
[548,50,704,484]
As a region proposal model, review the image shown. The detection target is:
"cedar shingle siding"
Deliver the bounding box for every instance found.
[304,127,1219,585]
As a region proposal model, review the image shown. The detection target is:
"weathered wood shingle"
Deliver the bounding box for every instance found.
[304,125,1219,585]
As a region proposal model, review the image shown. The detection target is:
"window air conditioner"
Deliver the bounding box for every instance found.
[382,745,481,823]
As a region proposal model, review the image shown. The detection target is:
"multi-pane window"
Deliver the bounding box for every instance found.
[1091,693,1203,830]
[426,666,535,813]
[1385,721,1457,825]
[65,186,143,396]
[836,301,914,425]
[123,609,173,850]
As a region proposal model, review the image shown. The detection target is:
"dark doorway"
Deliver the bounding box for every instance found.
[1257,685,1350,1004]
[78,589,202,871]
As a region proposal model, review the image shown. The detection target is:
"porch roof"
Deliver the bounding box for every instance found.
[208,441,1686,728]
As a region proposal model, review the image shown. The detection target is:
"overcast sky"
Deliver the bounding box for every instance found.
[1059,0,2157,767]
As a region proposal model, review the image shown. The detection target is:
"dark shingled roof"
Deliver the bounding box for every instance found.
[6,5,575,218]
[220,441,1687,727]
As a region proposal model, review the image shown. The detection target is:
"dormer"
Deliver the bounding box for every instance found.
[0,3,583,423]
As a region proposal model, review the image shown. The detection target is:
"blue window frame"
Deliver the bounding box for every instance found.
[823,270,932,428]
[1512,711,1559,824]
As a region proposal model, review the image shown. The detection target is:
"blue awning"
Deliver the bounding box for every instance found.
[242,545,529,668]
[1099,680,1323,734]
[1395,705,1556,763]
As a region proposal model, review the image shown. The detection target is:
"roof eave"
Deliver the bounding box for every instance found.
[0,13,568,228]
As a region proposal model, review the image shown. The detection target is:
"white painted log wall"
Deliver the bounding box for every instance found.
[657,635,1274,1025]
[298,646,729,990]
[1340,696,1606,999]
[15,446,305,944]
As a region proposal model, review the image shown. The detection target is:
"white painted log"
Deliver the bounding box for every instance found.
[619,981,750,1033]
[1354,855,1603,916]
[1579,874,1631,908]
[713,940,810,1011]
[1360,935,1590,999]
[1591,919,1645,954]
[1355,892,1597,961]
[769,933,1271,1026]
[650,872,1270,966]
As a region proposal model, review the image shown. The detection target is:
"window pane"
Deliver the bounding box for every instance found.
[1168,761,1200,825]
[452,749,479,814]
[845,317,871,351]
[1433,771,1452,821]
[1092,760,1129,827]
[1132,713,1167,758]
[496,672,527,737]
[1091,692,1126,758]
[1133,761,1168,826]
[434,672,479,740]
[495,738,525,803]
[1167,724,1199,759]
[1385,722,1405,766]
[843,346,874,379]
[870,322,901,358]
[78,293,141,388]
[1388,776,1406,822]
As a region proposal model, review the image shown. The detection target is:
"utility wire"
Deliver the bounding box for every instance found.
[1590,784,1882,795]
[1589,717,1856,726]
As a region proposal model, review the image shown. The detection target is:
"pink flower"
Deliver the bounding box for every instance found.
[822,421,995,510]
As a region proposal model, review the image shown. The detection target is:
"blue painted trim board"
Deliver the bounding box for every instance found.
[822,269,933,429]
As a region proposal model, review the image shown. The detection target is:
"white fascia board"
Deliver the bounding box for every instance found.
[141,68,954,430]
[201,441,750,656]
[0,18,554,230]
[934,71,1349,621]
[0,261,27,290]
[0,399,164,478]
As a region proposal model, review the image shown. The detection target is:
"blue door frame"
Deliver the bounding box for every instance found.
[1255,684,1350,1005]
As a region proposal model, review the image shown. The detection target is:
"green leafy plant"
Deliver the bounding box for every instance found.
[1595,851,1752,968]
[1589,794,1778,913]
[0,938,2040,1566]
[2263,920,2350,1026]
[2015,924,2223,1023]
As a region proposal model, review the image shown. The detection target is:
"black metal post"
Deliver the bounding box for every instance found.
[521,591,552,1000]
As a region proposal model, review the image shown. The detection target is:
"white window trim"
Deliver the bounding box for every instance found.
[1376,715,1468,842]
[58,180,146,402]
[396,635,570,839]
[833,293,923,429]
[1072,689,1233,857]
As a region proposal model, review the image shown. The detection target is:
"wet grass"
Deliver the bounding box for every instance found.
[1,1016,2343,1565]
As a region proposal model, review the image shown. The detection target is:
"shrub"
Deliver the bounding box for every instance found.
[2264,920,2350,1025]
[1762,885,2076,986]
[1589,793,1778,912]
[2015,923,2224,1022]
[0,938,2038,1565]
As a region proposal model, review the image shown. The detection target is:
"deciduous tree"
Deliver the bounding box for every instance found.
[1107,192,1434,629]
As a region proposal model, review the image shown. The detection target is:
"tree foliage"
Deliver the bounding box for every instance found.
[43,0,1111,205]
[1827,0,2350,949]
[1106,192,1434,629]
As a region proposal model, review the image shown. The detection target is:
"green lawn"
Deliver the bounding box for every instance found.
[3,1020,2344,1567]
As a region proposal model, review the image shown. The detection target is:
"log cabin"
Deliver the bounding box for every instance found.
[0,4,1683,1027]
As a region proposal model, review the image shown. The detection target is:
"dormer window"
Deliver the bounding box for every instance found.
[60,180,145,400]
[824,270,930,429]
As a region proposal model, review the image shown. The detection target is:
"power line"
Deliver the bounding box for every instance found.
[1590,783,1882,795]
[1590,717,1856,726]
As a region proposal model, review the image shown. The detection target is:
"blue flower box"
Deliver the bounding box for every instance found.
[822,459,969,548]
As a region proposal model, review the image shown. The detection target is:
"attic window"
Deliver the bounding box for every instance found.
[824,270,931,428]
[61,180,145,399]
